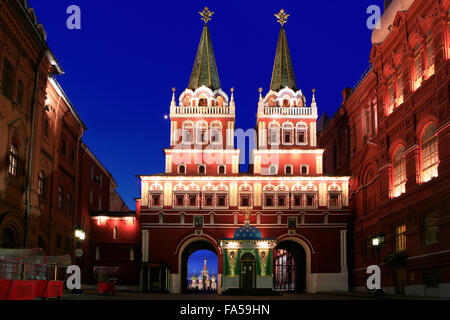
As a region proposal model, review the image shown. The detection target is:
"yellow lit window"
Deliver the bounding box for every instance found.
[394,224,406,252]
[421,124,438,183]
[393,146,406,197]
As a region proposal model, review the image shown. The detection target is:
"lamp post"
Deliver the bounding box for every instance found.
[372,233,385,296]
[73,228,85,294]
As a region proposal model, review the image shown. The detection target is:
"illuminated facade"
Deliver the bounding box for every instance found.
[319,0,450,297]
[138,8,351,294]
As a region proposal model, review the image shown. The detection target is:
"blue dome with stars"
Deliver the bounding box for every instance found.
[233,222,262,240]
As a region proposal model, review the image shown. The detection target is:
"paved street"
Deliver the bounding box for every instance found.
[60,290,447,300]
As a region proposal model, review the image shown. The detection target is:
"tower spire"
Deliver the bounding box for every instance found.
[188,7,221,91]
[270,9,297,92]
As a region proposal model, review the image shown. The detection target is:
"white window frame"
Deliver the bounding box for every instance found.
[284,165,293,175]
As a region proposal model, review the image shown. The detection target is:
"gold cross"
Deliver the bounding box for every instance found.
[199,7,214,23]
[275,9,290,26]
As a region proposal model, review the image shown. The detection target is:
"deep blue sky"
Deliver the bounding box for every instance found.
[29,0,385,210]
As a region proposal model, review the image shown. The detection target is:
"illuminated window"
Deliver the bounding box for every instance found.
[421,123,438,183]
[8,144,18,176]
[423,212,439,245]
[394,224,406,252]
[393,146,406,197]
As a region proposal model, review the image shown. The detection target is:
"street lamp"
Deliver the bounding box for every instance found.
[372,233,385,296]
[73,228,85,294]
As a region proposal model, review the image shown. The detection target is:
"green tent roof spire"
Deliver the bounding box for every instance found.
[270,9,297,92]
[188,7,221,91]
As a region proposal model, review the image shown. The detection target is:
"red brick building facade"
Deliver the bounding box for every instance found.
[319,0,450,297]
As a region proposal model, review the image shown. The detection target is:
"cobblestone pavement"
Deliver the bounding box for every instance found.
[60,290,447,300]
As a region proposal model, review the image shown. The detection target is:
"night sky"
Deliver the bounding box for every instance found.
[29,0,385,210]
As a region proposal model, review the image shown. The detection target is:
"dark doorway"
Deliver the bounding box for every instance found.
[274,241,306,291]
[181,240,218,293]
[2,227,19,248]
[240,252,256,289]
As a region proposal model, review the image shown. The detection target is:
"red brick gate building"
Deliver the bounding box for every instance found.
[137,8,351,294]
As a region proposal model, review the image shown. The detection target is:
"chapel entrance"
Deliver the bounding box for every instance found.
[240,252,256,289]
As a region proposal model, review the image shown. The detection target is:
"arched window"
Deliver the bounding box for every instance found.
[8,144,18,176]
[218,165,226,174]
[178,164,186,174]
[198,98,207,107]
[198,164,206,175]
[414,43,423,84]
[282,122,293,145]
[210,121,222,144]
[421,123,438,183]
[300,165,308,175]
[268,123,280,145]
[38,171,46,196]
[58,186,64,209]
[285,165,292,175]
[196,121,208,144]
[182,122,193,144]
[393,146,406,197]
[296,123,307,145]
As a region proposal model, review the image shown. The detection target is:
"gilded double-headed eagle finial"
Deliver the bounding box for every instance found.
[275,9,290,26]
[199,7,214,23]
